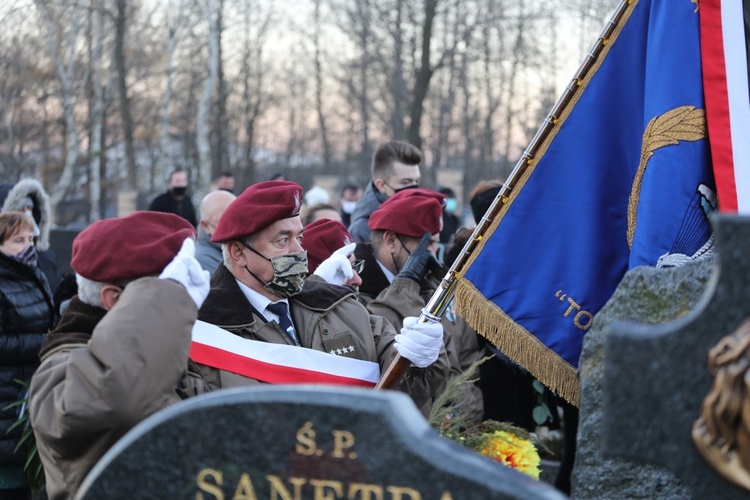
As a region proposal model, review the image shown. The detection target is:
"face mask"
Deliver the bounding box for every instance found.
[171,186,187,196]
[243,244,308,298]
[10,244,38,269]
[392,184,418,195]
[445,198,458,212]
[341,200,357,214]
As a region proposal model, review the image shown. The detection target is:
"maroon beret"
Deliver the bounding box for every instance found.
[369,196,443,238]
[71,211,196,283]
[302,219,354,273]
[385,187,446,207]
[212,181,303,243]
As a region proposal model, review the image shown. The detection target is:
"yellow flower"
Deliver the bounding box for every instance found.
[478,430,541,480]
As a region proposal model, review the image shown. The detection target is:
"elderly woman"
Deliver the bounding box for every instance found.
[0,212,54,499]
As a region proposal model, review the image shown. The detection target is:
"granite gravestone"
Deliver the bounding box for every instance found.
[76,386,564,499]
[604,215,750,498]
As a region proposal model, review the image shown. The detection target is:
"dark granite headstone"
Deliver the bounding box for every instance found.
[48,228,80,275]
[604,215,750,498]
[76,386,564,499]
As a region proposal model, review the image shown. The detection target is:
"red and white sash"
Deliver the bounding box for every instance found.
[190,320,380,387]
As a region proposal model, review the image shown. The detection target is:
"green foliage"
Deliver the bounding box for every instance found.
[531,380,554,426]
[3,379,44,496]
[429,357,551,458]
[428,356,490,435]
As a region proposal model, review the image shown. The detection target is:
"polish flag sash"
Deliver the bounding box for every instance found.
[190,320,380,387]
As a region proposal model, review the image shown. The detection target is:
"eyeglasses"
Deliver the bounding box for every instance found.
[352,259,365,274]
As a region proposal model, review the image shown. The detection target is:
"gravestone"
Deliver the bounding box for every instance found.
[605,215,750,498]
[571,256,711,497]
[76,386,565,499]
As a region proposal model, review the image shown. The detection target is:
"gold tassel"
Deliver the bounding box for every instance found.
[455,279,580,407]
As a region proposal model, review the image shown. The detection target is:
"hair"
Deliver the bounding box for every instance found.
[369,229,386,253]
[438,186,456,198]
[75,274,106,308]
[469,179,504,224]
[341,184,360,194]
[371,141,422,179]
[219,171,234,178]
[0,212,34,245]
[304,203,340,225]
[221,234,257,267]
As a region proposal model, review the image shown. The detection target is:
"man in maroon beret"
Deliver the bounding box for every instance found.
[28,211,211,500]
[355,189,485,422]
[195,180,448,406]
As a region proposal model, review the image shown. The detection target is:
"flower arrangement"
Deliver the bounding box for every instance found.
[429,357,542,480]
[456,421,541,479]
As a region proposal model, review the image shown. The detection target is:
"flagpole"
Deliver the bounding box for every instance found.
[375,0,632,392]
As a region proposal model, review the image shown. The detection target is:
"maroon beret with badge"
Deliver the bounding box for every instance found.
[302,219,354,273]
[212,180,303,243]
[71,211,196,283]
[369,196,443,238]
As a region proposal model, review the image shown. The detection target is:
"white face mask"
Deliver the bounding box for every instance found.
[341,200,357,214]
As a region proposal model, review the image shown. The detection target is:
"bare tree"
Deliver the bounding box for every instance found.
[211,0,229,180]
[114,0,138,191]
[197,0,220,191]
[235,0,272,186]
[88,1,107,221]
[156,0,186,190]
[34,0,89,206]
[313,0,331,166]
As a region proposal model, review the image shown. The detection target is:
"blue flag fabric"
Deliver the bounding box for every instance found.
[455,0,715,406]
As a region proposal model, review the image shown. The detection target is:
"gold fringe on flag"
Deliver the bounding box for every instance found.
[455,278,580,407]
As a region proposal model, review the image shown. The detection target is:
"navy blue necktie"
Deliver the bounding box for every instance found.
[267,302,298,345]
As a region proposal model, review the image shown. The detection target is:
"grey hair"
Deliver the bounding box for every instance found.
[222,235,256,267]
[75,274,105,308]
[221,244,231,267]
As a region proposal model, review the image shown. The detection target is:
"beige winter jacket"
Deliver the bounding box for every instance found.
[28,278,208,500]
[354,243,485,423]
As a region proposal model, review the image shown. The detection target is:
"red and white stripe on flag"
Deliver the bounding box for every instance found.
[190,320,381,387]
[701,0,750,213]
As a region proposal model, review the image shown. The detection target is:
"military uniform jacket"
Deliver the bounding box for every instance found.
[196,264,449,408]
[355,243,485,423]
[28,279,209,500]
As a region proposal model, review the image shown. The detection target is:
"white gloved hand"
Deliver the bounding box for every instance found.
[393,316,443,368]
[313,242,356,286]
[159,237,211,309]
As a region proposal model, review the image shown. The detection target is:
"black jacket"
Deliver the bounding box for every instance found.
[148,191,197,227]
[0,253,54,466]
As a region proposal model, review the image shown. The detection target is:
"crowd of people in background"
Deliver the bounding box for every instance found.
[0,139,573,500]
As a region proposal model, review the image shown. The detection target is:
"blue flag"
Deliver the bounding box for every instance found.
[454,0,715,406]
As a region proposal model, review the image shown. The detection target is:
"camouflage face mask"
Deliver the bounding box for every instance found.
[262,251,308,298]
[243,242,308,298]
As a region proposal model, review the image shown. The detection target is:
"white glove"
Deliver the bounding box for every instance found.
[393,316,443,368]
[159,237,211,308]
[313,243,356,286]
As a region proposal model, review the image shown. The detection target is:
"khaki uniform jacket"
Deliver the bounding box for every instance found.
[29,278,209,500]
[355,243,485,423]
[196,265,449,409]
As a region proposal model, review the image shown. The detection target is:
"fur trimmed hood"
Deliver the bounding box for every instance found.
[0,178,52,250]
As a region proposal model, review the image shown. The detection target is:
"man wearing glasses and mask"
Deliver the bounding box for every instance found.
[195,180,448,405]
[348,140,422,243]
[354,188,486,423]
